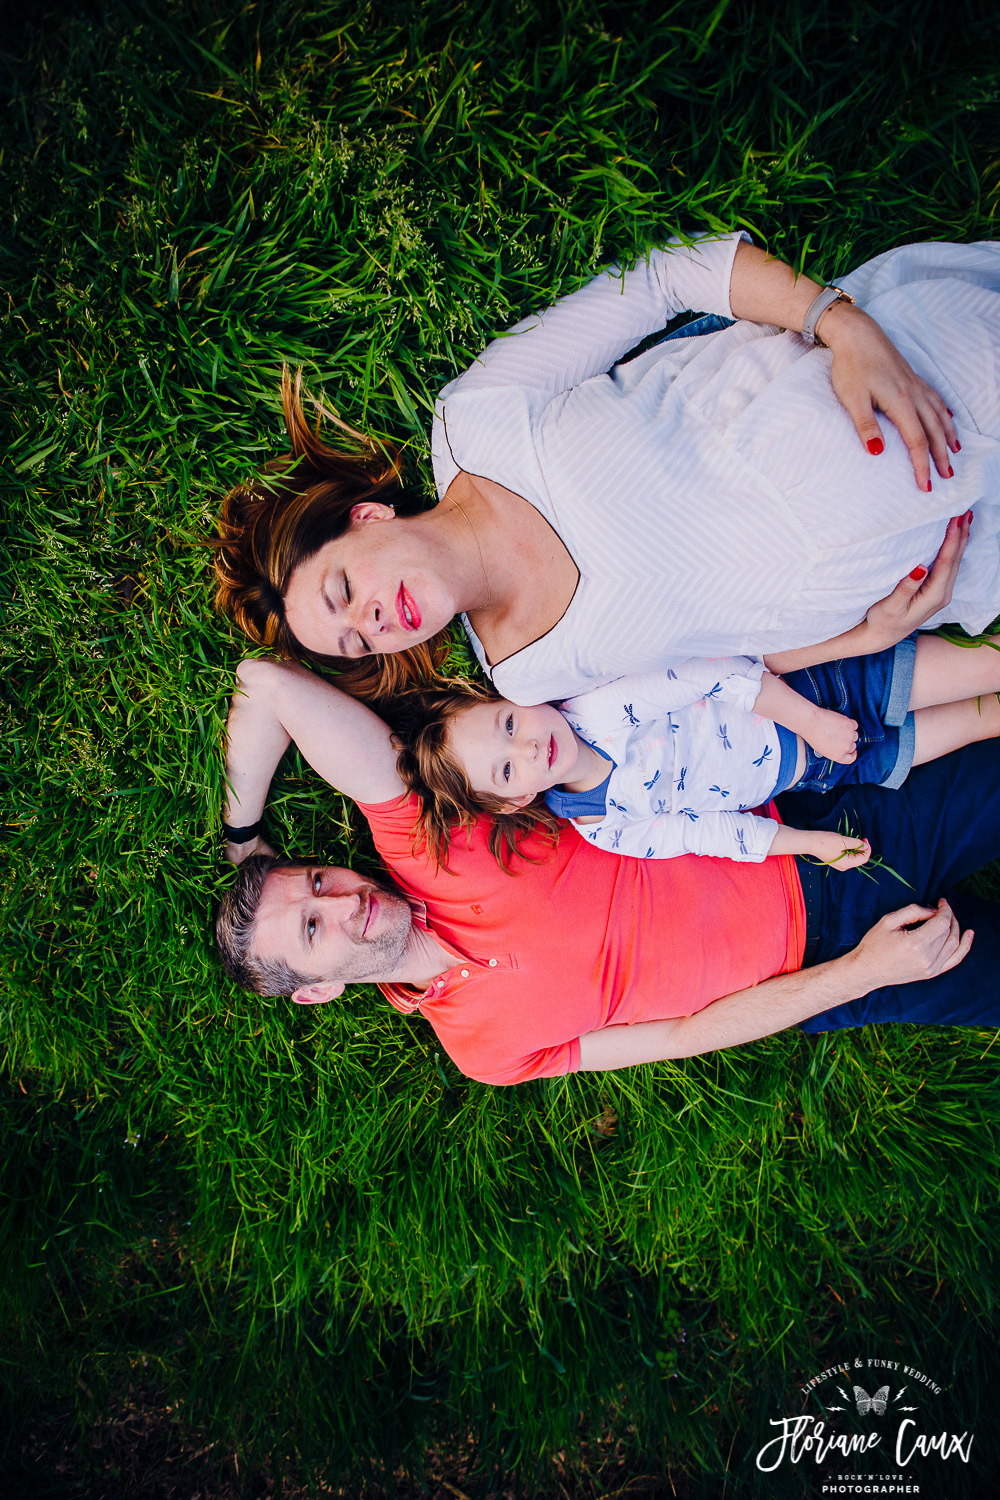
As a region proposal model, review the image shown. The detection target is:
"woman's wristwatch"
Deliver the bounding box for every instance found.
[801,284,856,348]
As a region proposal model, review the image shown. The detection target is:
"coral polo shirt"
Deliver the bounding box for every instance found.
[356,793,806,1086]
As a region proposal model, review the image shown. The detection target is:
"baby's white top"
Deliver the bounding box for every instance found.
[431,233,1000,705]
[557,659,780,863]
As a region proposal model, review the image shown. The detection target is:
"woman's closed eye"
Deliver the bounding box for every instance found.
[344,576,371,654]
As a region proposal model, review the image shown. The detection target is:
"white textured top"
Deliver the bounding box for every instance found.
[556,659,781,862]
[431,234,1000,705]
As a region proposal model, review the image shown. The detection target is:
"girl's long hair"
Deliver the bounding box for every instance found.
[214,368,451,701]
[391,681,562,872]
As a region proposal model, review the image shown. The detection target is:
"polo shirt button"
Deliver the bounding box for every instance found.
[460,969,470,978]
[488,959,498,967]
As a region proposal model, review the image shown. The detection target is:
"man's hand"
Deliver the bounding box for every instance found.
[863,511,972,651]
[221,658,404,852]
[848,898,973,990]
[577,895,972,1072]
[224,834,277,867]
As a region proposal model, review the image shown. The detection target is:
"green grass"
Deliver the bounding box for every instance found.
[2,0,1000,1494]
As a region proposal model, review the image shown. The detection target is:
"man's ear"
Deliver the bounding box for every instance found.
[292,980,346,1006]
[349,501,395,526]
[501,792,538,810]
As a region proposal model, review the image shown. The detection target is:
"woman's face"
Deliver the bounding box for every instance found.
[283,504,456,658]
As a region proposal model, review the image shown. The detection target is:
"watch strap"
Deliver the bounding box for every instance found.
[801,284,855,347]
[221,818,262,844]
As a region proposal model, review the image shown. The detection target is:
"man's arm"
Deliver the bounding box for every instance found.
[577,899,972,1071]
[223,658,404,860]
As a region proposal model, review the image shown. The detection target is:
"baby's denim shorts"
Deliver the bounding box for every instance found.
[769,635,918,795]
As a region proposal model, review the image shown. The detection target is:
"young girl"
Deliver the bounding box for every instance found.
[394,634,1000,870]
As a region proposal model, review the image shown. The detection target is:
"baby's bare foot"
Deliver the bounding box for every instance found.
[807,707,859,764]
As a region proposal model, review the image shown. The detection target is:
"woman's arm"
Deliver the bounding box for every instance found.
[223,658,404,862]
[454,232,749,398]
[577,898,971,1070]
[763,512,971,674]
[729,243,959,489]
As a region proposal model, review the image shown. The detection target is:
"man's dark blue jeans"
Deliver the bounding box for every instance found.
[775,737,1000,1031]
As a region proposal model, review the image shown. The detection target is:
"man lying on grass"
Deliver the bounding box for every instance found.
[215,658,999,1085]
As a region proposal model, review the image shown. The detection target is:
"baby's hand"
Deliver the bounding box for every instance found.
[806,707,860,765]
[812,831,872,871]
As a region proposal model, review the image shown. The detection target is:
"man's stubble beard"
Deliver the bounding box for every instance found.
[332,885,414,984]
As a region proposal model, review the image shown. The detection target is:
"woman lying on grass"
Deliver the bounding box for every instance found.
[394,626,1000,872]
[215,234,998,702]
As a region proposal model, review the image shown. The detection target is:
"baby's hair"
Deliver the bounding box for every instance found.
[391,681,561,872]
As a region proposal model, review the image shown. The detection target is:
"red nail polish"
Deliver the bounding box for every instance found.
[947,466,954,478]
[909,566,928,581]
[954,440,961,451]
[867,437,884,456]
[966,509,974,523]
[947,408,954,416]
[925,479,932,492]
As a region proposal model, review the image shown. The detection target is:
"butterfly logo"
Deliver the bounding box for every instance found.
[826,1383,917,1417]
[828,1384,888,1416]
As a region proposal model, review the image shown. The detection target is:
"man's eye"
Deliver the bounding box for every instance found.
[307,917,317,941]
[505,714,514,734]
[503,761,511,783]
[313,873,322,895]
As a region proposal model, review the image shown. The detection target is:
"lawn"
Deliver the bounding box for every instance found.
[2,1,1000,1495]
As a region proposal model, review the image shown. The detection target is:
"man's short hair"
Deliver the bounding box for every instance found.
[215,854,318,996]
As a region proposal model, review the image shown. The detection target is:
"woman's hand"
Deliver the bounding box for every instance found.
[763,512,972,675]
[863,511,972,651]
[818,301,960,491]
[849,898,973,990]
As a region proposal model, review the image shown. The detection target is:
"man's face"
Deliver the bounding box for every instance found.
[254,865,413,990]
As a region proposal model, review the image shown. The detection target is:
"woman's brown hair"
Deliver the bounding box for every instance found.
[214,368,451,701]
[391,681,562,872]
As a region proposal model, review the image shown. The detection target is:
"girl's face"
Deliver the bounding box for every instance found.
[283,504,457,658]
[446,699,580,807]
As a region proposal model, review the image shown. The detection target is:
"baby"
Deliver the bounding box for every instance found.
[394,635,1000,869]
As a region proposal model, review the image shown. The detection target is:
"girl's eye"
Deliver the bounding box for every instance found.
[505,714,514,734]
[344,576,352,604]
[503,761,511,783]
[357,633,372,655]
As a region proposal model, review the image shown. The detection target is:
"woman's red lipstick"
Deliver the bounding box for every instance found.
[396,584,421,632]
